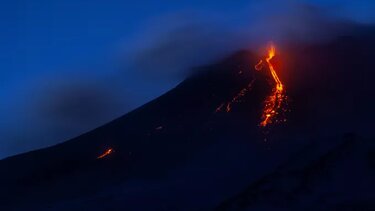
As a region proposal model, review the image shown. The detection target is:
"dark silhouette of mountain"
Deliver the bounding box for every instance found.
[1,25,375,210]
[0,50,284,210]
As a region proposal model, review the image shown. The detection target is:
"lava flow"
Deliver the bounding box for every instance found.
[214,43,288,129]
[256,44,287,127]
[97,148,113,159]
[215,79,256,113]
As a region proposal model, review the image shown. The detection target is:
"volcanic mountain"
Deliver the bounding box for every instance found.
[0,50,281,210]
[1,27,375,210]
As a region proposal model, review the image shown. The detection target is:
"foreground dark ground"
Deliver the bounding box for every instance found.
[1,24,375,210]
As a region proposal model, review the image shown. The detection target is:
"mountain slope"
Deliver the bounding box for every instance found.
[216,134,375,211]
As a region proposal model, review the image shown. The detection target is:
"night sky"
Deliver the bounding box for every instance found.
[1,0,375,158]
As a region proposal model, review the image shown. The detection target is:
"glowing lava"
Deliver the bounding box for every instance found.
[257,44,287,127]
[215,79,256,113]
[97,148,113,159]
[255,60,263,71]
[215,43,288,129]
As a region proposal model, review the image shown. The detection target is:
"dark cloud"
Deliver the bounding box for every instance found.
[125,1,356,81]
[37,81,124,126]
[0,77,130,158]
[128,14,240,79]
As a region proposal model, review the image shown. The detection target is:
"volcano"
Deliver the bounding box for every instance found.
[1,28,375,210]
[0,50,281,210]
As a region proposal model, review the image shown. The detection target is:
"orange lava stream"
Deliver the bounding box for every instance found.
[215,79,255,113]
[258,44,286,127]
[255,60,263,71]
[97,148,113,159]
[215,103,225,113]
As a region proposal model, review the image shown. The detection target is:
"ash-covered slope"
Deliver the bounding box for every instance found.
[0,50,301,210]
[216,134,375,211]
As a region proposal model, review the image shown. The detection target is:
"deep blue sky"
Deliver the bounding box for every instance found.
[1,0,375,158]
